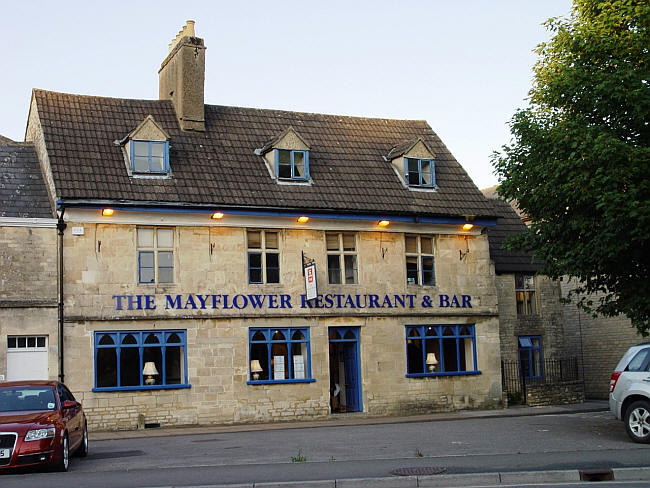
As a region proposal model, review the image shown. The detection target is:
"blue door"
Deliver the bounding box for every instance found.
[329,327,361,413]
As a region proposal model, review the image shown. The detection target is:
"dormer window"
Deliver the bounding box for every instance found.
[258,127,311,184]
[131,140,170,174]
[276,149,309,180]
[387,137,437,191]
[406,158,435,187]
[120,115,171,178]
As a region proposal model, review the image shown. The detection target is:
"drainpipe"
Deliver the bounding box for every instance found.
[56,208,66,383]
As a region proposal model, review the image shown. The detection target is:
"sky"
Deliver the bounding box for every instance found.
[0,1,573,190]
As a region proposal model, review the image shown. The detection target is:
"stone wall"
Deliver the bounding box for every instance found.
[0,223,58,380]
[561,281,641,399]
[59,216,503,431]
[495,274,569,361]
[525,380,585,406]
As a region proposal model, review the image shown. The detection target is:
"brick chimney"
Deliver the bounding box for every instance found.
[159,21,206,132]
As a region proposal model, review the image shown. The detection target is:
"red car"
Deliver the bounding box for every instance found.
[0,380,87,471]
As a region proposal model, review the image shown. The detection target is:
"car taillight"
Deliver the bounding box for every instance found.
[610,371,621,393]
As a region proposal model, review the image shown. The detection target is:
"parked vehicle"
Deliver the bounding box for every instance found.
[0,380,87,471]
[609,343,650,443]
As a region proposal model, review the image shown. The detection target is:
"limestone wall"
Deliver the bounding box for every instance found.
[59,219,502,431]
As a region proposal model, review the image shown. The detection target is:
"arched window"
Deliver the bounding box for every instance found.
[94,330,188,390]
[249,328,312,383]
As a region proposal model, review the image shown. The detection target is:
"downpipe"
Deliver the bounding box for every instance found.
[56,208,66,383]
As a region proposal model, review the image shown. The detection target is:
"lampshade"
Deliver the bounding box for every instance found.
[142,362,159,376]
[250,360,263,373]
[426,353,439,365]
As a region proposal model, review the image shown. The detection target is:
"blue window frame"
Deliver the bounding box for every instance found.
[518,335,543,379]
[405,325,479,377]
[275,149,309,180]
[248,328,314,384]
[404,157,435,187]
[93,330,190,391]
[130,140,169,174]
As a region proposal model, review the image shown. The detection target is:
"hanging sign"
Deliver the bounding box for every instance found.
[304,262,318,301]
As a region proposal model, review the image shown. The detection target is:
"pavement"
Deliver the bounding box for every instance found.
[90,400,610,441]
[88,400,650,487]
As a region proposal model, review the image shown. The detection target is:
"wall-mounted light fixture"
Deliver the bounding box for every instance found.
[297,216,310,223]
[211,211,224,219]
[378,220,390,228]
[101,208,114,217]
[462,222,474,231]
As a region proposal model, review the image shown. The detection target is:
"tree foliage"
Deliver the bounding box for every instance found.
[492,0,650,335]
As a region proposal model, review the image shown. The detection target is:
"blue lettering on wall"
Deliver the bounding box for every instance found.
[115,292,473,311]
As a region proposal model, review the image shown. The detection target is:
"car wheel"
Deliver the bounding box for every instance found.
[624,400,650,444]
[56,434,69,472]
[76,422,88,457]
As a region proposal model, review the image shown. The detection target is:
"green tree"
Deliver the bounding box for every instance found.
[492,0,650,335]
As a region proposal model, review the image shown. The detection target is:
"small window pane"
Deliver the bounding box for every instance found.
[17,337,26,348]
[158,251,174,268]
[328,255,341,284]
[344,255,357,284]
[7,337,16,348]
[515,274,525,289]
[272,330,286,341]
[133,141,149,156]
[294,162,305,178]
[405,236,417,254]
[140,267,154,284]
[406,256,418,285]
[158,267,173,283]
[27,337,36,348]
[326,234,339,251]
[252,331,266,341]
[134,156,149,173]
[294,152,304,165]
[98,334,115,346]
[157,229,173,248]
[421,237,433,254]
[144,333,160,344]
[139,251,154,268]
[265,232,279,249]
[247,231,261,249]
[292,330,305,341]
[167,333,181,344]
[421,160,432,185]
[122,334,137,345]
[342,234,355,251]
[150,157,164,172]
[249,253,262,268]
[422,257,435,285]
[278,150,291,164]
[278,163,292,178]
[266,253,280,283]
[151,143,164,158]
[138,228,154,248]
[249,268,262,284]
[37,337,46,348]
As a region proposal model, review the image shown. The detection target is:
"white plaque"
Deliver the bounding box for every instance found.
[273,355,285,380]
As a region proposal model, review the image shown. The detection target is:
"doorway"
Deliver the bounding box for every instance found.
[328,327,361,413]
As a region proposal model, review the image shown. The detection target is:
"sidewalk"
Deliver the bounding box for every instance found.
[90,399,609,442]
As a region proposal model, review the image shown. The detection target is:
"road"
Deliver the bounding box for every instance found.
[1,411,648,487]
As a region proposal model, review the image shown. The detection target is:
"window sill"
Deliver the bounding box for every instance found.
[406,371,481,378]
[247,379,315,385]
[92,384,191,392]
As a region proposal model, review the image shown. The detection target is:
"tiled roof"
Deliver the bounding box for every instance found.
[0,138,52,218]
[486,198,539,274]
[33,89,494,218]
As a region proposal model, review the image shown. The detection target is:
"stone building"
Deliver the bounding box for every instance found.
[8,22,508,430]
[0,137,58,382]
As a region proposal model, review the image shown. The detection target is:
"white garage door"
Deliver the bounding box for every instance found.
[6,336,49,381]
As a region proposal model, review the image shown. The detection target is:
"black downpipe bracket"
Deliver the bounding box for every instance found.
[56,209,66,383]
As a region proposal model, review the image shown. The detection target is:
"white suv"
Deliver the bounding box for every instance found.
[609,343,650,443]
